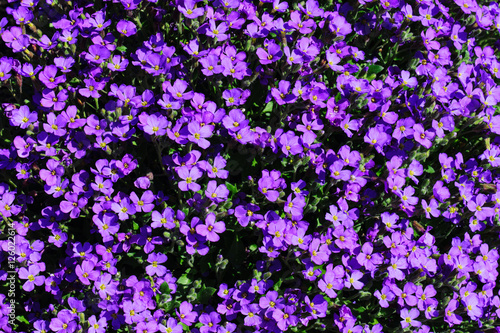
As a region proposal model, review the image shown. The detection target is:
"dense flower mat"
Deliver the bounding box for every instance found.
[1,0,500,332]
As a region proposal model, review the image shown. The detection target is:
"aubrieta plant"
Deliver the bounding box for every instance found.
[1,0,500,332]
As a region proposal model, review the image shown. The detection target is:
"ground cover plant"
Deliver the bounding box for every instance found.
[1,0,500,332]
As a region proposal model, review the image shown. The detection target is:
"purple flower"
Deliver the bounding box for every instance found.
[271,80,297,105]
[199,54,223,76]
[374,285,395,308]
[388,257,408,280]
[400,308,421,329]
[205,181,229,204]
[467,194,495,221]
[433,181,450,202]
[85,44,111,64]
[151,207,176,229]
[408,160,423,184]
[60,192,88,218]
[94,273,117,299]
[444,299,463,326]
[178,0,205,19]
[39,159,64,186]
[422,199,441,219]
[196,213,225,242]
[38,65,65,89]
[138,112,169,136]
[176,301,197,326]
[111,197,136,221]
[222,109,248,133]
[413,124,435,149]
[284,194,306,217]
[159,318,183,333]
[93,213,120,241]
[116,20,137,37]
[356,242,383,272]
[199,155,229,179]
[40,89,68,111]
[345,270,364,290]
[88,315,107,333]
[130,190,155,213]
[241,303,262,327]
[272,305,298,331]
[146,252,168,276]
[186,122,213,148]
[364,126,390,153]
[199,311,221,333]
[279,131,303,156]
[79,78,106,98]
[75,260,99,285]
[177,166,202,192]
[203,20,229,41]
[18,264,45,292]
[258,176,280,202]
[257,42,283,64]
[10,105,37,129]
[0,60,12,81]
[49,310,77,333]
[393,117,415,142]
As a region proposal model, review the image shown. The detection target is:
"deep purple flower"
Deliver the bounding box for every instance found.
[257,42,283,64]
[85,45,111,64]
[60,192,88,218]
[39,65,65,89]
[116,20,137,37]
[199,311,221,333]
[39,159,64,186]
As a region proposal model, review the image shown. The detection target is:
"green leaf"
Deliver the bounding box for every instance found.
[116,45,127,53]
[17,316,29,325]
[161,300,180,313]
[263,102,274,114]
[425,165,435,174]
[159,282,171,294]
[225,182,238,194]
[273,278,283,291]
[177,274,192,285]
[132,221,139,230]
[198,286,216,304]
[367,65,384,76]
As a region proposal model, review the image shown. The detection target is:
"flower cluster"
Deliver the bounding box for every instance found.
[1,0,500,332]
